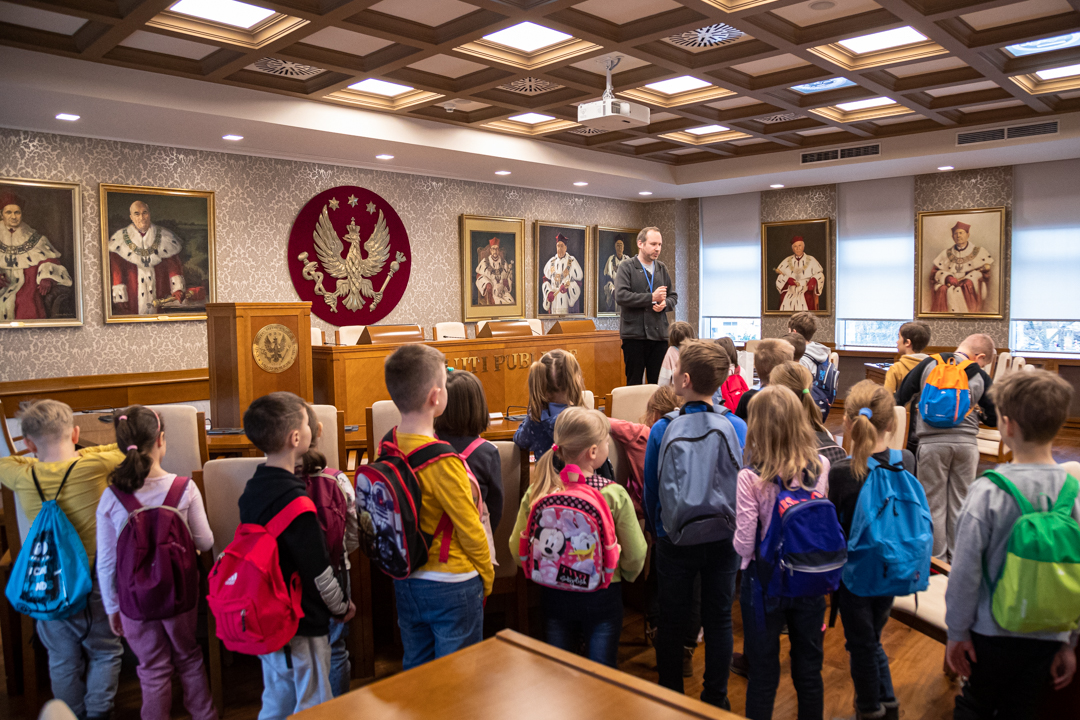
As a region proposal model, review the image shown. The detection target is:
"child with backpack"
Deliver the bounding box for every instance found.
[226,393,354,719]
[298,402,359,698]
[946,370,1080,720]
[1,399,125,720]
[828,382,932,720]
[365,344,493,670]
[657,321,696,387]
[513,349,587,460]
[788,312,839,420]
[608,385,681,511]
[95,406,217,720]
[734,386,844,720]
[770,362,845,467]
[712,337,748,411]
[644,340,747,709]
[434,368,504,532]
[883,321,930,393]
[895,333,997,559]
[511,407,646,667]
[734,339,794,422]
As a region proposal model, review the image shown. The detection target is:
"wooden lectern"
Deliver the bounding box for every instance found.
[548,319,596,334]
[476,320,532,338]
[206,303,313,428]
[358,325,426,344]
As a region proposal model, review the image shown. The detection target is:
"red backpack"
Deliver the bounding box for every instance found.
[304,468,348,571]
[207,496,316,656]
[721,370,750,411]
[111,476,199,621]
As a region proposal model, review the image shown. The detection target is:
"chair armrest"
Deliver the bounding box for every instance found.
[931,557,951,576]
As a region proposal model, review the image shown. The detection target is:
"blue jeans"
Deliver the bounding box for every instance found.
[740,568,826,720]
[393,576,484,670]
[655,537,739,708]
[327,619,350,697]
[836,584,895,715]
[541,583,623,667]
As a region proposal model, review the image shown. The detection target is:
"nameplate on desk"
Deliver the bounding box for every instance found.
[449,348,577,374]
[489,412,504,420]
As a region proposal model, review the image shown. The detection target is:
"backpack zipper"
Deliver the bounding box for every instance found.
[783,559,846,575]
[241,609,246,633]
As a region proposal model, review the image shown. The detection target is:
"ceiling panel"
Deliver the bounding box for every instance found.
[301,27,396,56]
[959,0,1072,32]
[572,0,685,25]
[407,54,488,78]
[0,1,88,35]
[118,30,218,60]
[770,0,883,28]
[367,0,480,26]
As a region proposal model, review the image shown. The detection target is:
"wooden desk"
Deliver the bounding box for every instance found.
[294,629,740,720]
[865,362,890,386]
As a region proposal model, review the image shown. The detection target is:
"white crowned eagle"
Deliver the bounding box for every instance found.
[312,205,390,312]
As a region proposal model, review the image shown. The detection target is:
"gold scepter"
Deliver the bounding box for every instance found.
[370,252,408,311]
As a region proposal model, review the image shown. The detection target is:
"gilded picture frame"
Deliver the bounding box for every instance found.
[762,218,831,316]
[460,214,526,322]
[535,221,589,320]
[0,177,83,329]
[916,207,1006,319]
[99,183,216,324]
[592,226,639,317]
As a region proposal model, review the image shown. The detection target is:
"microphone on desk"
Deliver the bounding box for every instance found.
[440,335,467,340]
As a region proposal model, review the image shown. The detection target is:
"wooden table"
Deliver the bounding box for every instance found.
[293,630,741,720]
[865,362,891,386]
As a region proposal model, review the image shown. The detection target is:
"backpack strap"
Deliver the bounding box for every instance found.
[31,460,79,503]
[982,470,1035,515]
[265,496,317,538]
[163,476,189,509]
[110,485,143,514]
[1054,475,1080,516]
[460,438,487,460]
[406,440,459,473]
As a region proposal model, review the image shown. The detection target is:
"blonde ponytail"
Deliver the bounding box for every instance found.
[844,380,896,480]
[769,361,826,432]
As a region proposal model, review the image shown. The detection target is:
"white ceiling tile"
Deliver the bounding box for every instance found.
[302,27,395,56]
[705,96,762,110]
[958,99,1025,112]
[772,0,882,28]
[0,1,87,35]
[668,147,708,155]
[407,54,488,78]
[731,54,810,76]
[730,137,769,145]
[960,0,1071,31]
[570,54,650,75]
[621,137,660,146]
[573,0,683,25]
[885,57,968,77]
[798,126,846,135]
[119,30,218,60]
[925,80,1000,97]
[368,0,478,26]
[649,111,680,121]
[873,113,928,125]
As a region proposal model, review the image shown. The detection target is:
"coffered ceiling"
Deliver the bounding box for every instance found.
[3,0,1080,166]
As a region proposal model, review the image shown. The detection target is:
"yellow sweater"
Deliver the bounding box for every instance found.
[396,433,494,595]
[0,444,125,562]
[884,353,928,393]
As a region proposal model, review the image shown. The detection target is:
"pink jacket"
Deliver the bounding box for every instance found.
[607,418,649,508]
[733,457,831,570]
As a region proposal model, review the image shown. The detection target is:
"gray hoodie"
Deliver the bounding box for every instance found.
[946,464,1080,645]
[799,340,831,374]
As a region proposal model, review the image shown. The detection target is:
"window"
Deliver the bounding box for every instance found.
[701,316,761,341]
[835,319,904,348]
[1011,321,1080,353]
[700,192,761,337]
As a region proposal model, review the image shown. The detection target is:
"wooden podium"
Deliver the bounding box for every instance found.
[206,302,313,428]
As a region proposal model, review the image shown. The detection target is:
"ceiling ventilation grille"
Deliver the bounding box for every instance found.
[801,143,880,164]
[1007,121,1058,139]
[956,121,1057,145]
[801,149,839,164]
[840,144,880,159]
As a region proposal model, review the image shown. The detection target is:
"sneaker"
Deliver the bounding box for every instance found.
[730,651,748,677]
[683,645,695,677]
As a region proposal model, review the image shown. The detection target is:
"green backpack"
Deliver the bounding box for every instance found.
[983,470,1080,633]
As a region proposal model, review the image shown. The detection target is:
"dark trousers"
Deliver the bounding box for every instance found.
[954,632,1060,720]
[647,558,702,647]
[740,569,826,720]
[622,338,668,385]
[836,584,895,714]
[541,583,624,668]
[655,537,739,709]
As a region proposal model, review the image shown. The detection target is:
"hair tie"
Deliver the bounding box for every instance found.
[118,415,128,421]
[858,407,873,419]
[126,444,139,451]
[551,444,560,453]
[802,388,810,395]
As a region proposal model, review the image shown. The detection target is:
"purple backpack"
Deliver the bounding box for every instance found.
[112,476,199,621]
[305,468,349,571]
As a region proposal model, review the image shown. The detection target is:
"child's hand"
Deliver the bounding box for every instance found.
[341,601,357,624]
[1051,643,1076,691]
[946,639,976,677]
[108,612,124,637]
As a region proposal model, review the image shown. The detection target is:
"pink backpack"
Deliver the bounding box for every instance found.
[111,476,199,621]
[518,464,621,592]
[304,468,348,571]
[459,438,498,566]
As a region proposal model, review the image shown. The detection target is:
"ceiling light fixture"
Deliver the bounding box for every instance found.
[809,0,836,9]
[482,22,572,53]
[770,184,785,188]
[507,112,555,124]
[348,78,414,97]
[938,165,954,171]
[55,113,80,121]
[639,191,653,196]
[573,182,588,186]
[1005,33,1080,57]
[170,0,275,30]
[495,170,511,175]
[685,124,729,135]
[1036,63,1080,80]
[838,26,927,54]
[790,78,857,94]
[644,76,712,95]
[375,154,394,160]
[222,134,243,141]
[836,96,895,111]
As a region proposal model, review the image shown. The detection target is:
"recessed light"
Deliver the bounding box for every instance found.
[222,134,243,141]
[482,22,572,53]
[1005,33,1080,57]
[495,170,511,176]
[644,76,712,95]
[938,165,954,171]
[573,182,588,187]
[507,112,555,124]
[170,0,275,30]
[685,124,729,135]
[375,154,394,160]
[838,27,927,54]
[790,78,857,94]
[55,113,80,121]
[810,0,836,8]
[1036,63,1080,80]
[770,184,785,188]
[348,78,414,97]
[639,191,653,196]
[836,97,895,111]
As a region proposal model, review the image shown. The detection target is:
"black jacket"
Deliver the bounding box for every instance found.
[614,256,677,341]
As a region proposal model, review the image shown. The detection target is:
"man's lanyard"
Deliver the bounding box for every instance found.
[642,260,654,293]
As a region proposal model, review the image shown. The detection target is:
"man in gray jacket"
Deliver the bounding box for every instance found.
[615,227,677,385]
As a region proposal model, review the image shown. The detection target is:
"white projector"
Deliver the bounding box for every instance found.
[577,98,650,131]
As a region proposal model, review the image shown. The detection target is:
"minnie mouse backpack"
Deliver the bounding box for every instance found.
[518,464,620,592]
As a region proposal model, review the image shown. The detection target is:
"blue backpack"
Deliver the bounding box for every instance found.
[756,477,847,598]
[809,357,839,421]
[842,450,933,597]
[5,463,94,621]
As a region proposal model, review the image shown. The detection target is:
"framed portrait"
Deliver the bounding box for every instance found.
[0,178,83,328]
[762,218,831,316]
[460,214,525,322]
[916,207,1005,319]
[100,184,216,324]
[535,221,588,319]
[592,226,638,317]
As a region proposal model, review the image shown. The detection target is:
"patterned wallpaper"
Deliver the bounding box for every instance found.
[760,184,837,342]
[640,198,699,329]
[913,166,1012,348]
[0,129,663,382]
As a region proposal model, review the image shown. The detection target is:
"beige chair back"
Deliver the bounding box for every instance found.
[434,322,466,341]
[527,319,543,336]
[38,699,79,720]
[311,405,345,472]
[492,441,526,578]
[147,404,205,479]
[745,339,761,354]
[1023,362,1035,372]
[311,327,324,346]
[1012,356,1026,373]
[336,325,366,346]
[829,351,840,368]
[609,384,658,423]
[738,351,754,386]
[202,458,264,556]
[583,390,595,410]
[369,400,402,450]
